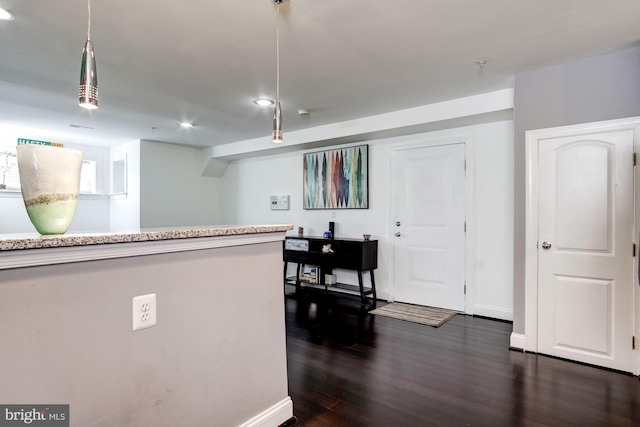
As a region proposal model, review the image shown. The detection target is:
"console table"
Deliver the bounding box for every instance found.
[283,236,377,304]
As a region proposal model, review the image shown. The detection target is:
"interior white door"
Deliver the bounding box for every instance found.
[393,143,465,311]
[538,130,635,372]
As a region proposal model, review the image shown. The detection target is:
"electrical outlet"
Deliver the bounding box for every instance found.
[132,293,157,331]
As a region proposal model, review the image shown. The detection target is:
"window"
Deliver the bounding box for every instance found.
[0,149,19,190]
[79,159,97,194]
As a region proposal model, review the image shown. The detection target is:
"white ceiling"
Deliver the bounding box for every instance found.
[0,0,638,149]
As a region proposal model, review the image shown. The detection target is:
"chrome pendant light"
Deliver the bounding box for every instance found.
[272,0,285,143]
[79,0,98,109]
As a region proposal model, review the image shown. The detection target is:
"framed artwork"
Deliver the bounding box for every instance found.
[303,144,368,209]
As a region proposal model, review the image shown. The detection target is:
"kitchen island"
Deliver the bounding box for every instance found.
[0,225,294,427]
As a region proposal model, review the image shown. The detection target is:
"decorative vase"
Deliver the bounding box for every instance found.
[16,144,83,235]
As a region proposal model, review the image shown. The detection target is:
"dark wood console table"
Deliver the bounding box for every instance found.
[283,236,377,304]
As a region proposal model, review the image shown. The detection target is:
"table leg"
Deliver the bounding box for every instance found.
[295,263,302,295]
[370,269,377,300]
[283,261,287,286]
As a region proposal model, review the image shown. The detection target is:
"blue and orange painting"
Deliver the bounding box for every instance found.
[303,145,368,209]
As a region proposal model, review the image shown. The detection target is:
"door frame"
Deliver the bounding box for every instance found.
[524,116,640,375]
[388,135,475,315]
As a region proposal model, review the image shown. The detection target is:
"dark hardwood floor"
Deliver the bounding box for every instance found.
[285,289,640,427]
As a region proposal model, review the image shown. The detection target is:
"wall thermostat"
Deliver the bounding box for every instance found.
[270,195,290,210]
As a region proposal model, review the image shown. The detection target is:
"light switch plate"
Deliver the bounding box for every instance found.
[132,293,157,331]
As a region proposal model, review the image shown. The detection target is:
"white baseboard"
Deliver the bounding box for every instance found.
[238,397,293,427]
[472,304,513,321]
[510,333,525,350]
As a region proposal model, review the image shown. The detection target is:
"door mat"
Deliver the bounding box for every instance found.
[369,302,457,327]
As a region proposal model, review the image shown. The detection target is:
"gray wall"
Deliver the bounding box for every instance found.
[513,46,640,333]
[0,242,289,426]
[140,140,224,228]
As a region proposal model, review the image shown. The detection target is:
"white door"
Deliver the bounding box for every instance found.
[393,143,466,311]
[538,130,634,371]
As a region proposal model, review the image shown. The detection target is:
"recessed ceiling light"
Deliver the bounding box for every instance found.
[0,8,14,21]
[179,122,194,128]
[253,98,274,106]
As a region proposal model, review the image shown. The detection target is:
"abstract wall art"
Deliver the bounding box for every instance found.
[303,144,368,209]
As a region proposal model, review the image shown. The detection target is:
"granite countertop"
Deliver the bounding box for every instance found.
[0,225,293,251]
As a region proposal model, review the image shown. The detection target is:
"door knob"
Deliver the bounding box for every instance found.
[395,232,401,237]
[396,221,401,226]
[541,241,551,250]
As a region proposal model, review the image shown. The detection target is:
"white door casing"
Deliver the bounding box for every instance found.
[524,117,640,374]
[392,143,466,311]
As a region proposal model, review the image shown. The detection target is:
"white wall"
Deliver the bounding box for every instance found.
[0,136,225,234]
[110,140,141,232]
[140,140,224,228]
[68,141,111,233]
[222,120,514,320]
[472,121,514,319]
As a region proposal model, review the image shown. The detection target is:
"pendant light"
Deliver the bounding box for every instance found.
[79,0,98,110]
[272,0,285,143]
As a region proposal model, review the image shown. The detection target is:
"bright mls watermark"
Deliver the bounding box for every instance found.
[0,405,68,426]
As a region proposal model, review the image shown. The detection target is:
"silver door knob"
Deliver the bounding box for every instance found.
[395,232,401,237]
[541,241,551,250]
[396,221,401,226]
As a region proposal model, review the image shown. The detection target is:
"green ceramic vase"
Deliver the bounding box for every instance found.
[16,144,84,235]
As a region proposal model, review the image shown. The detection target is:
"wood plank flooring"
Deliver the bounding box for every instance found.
[285,290,640,427]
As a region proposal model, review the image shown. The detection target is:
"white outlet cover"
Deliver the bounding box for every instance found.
[132,293,157,331]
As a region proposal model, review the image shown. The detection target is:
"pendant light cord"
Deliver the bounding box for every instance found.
[87,0,92,40]
[275,2,280,104]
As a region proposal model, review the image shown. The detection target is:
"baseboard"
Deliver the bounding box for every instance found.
[472,304,513,321]
[510,333,525,350]
[238,397,294,427]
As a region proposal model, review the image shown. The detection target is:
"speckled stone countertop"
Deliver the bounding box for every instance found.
[0,225,293,251]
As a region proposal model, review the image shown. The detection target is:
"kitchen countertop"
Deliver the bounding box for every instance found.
[0,224,293,251]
